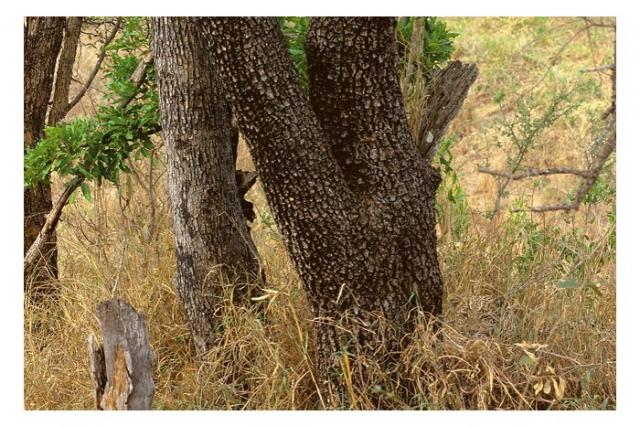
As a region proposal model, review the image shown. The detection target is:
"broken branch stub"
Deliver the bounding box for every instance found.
[419,60,479,162]
[89,298,155,410]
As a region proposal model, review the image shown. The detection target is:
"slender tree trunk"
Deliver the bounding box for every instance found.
[24,17,65,293]
[202,17,443,400]
[151,18,261,355]
[48,17,83,126]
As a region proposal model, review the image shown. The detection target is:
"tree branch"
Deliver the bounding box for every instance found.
[24,177,82,279]
[580,63,614,73]
[63,18,121,116]
[24,58,158,275]
[509,122,616,213]
[478,165,593,180]
[419,60,479,161]
[119,52,153,109]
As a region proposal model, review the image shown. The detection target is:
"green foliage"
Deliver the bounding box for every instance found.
[506,207,548,272]
[584,171,615,206]
[396,17,458,77]
[24,17,159,200]
[496,92,575,168]
[279,17,310,91]
[435,135,469,239]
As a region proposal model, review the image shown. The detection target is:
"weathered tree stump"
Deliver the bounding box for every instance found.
[88,298,155,410]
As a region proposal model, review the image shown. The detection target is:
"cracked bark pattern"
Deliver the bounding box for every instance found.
[305,17,443,381]
[202,17,443,396]
[24,17,65,292]
[151,18,260,355]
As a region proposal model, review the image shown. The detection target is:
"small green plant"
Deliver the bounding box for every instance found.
[506,206,548,272]
[498,93,575,169]
[435,135,469,240]
[485,91,577,215]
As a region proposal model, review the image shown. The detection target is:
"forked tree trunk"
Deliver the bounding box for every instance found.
[201,17,444,399]
[151,18,261,355]
[24,17,65,294]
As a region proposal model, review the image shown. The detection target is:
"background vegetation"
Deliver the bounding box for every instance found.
[24,17,615,409]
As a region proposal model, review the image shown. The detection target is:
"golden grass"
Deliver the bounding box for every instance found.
[24,17,615,410]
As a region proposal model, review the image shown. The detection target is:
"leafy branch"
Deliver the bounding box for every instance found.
[24,18,159,274]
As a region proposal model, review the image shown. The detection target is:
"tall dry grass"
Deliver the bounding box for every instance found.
[24,17,616,409]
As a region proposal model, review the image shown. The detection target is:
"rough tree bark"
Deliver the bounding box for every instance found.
[151,18,261,356]
[418,60,479,161]
[24,17,65,293]
[201,17,444,399]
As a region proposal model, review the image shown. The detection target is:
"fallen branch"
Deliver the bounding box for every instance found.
[24,177,82,282]
[478,166,592,180]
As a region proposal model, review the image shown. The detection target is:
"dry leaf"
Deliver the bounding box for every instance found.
[557,377,567,400]
[534,381,544,395]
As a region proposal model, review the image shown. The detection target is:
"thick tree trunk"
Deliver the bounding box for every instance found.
[202,17,444,400]
[151,18,261,355]
[24,17,65,293]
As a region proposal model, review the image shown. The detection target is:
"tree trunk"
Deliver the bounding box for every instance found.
[24,17,65,294]
[151,18,261,356]
[48,17,83,126]
[202,17,443,400]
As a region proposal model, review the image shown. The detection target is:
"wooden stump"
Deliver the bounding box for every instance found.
[89,298,155,410]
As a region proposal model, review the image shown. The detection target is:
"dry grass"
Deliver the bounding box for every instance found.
[24,17,615,410]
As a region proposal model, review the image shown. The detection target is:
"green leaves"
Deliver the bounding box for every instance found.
[80,181,92,201]
[397,17,458,77]
[435,135,470,239]
[24,17,159,192]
